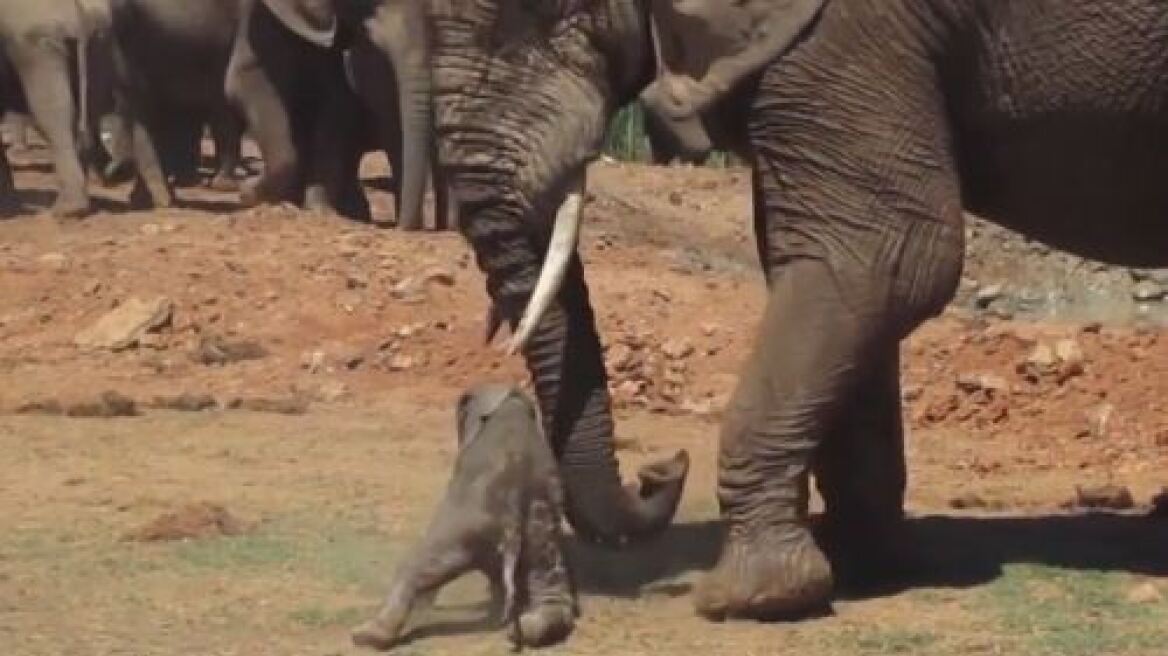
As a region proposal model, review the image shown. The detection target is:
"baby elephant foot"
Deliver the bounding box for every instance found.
[508,603,575,648]
[351,613,406,651]
[694,524,833,621]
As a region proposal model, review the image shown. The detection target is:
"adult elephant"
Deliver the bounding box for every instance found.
[427,0,1168,622]
[0,0,118,217]
[109,0,246,209]
[225,0,446,229]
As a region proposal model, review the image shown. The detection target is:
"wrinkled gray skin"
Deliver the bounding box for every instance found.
[351,385,577,651]
[429,0,1168,622]
[225,0,446,229]
[0,0,121,216]
[109,0,245,209]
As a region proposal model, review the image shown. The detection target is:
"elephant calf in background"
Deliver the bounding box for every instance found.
[352,385,577,651]
[225,0,452,230]
[0,0,120,217]
[109,0,245,209]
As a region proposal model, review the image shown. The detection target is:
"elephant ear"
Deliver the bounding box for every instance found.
[648,0,825,113]
[261,0,338,48]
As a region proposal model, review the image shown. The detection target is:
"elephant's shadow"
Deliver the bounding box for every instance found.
[568,512,1168,601]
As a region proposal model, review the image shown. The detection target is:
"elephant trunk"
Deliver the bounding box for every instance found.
[371,1,431,231]
[461,180,689,546]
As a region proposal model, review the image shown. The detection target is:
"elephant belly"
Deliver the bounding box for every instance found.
[957,112,1168,269]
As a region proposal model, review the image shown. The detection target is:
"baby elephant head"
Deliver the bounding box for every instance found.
[456,383,539,448]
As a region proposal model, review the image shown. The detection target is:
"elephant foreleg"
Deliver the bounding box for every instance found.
[224,4,302,207]
[814,347,913,586]
[207,106,243,192]
[10,42,90,217]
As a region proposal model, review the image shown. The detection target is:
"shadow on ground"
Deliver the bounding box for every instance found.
[570,513,1168,601]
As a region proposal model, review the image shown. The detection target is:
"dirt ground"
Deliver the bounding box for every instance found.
[1,141,1166,656]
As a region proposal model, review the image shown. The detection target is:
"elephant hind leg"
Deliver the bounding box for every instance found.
[207,106,244,192]
[814,348,916,589]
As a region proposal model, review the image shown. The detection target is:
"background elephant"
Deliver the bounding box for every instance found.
[0,0,120,217]
[109,0,245,209]
[427,0,1168,622]
[225,0,446,229]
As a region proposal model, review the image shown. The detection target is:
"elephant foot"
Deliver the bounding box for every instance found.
[694,523,833,621]
[207,173,240,193]
[508,602,576,648]
[51,195,91,219]
[351,614,405,652]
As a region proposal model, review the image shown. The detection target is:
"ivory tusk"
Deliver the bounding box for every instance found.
[505,173,586,356]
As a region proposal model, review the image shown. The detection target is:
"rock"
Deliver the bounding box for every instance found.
[124,502,251,542]
[227,396,308,415]
[679,397,720,417]
[661,338,695,361]
[390,267,456,303]
[1024,342,1058,371]
[315,381,351,403]
[1073,484,1135,510]
[1132,281,1166,302]
[190,335,268,366]
[75,297,174,351]
[147,393,217,412]
[668,190,683,206]
[974,284,1004,308]
[605,343,638,373]
[956,373,1009,394]
[1125,582,1163,604]
[64,391,139,418]
[1053,338,1086,371]
[15,399,65,416]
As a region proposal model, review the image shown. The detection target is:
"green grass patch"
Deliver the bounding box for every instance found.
[985,564,1168,656]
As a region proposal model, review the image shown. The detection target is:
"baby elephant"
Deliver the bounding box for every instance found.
[352,384,577,651]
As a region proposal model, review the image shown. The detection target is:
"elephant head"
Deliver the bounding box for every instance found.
[261,0,432,228]
[428,0,825,545]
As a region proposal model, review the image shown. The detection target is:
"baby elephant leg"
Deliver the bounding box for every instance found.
[509,496,576,649]
[352,511,480,651]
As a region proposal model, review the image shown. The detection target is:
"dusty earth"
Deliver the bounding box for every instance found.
[1,138,1167,655]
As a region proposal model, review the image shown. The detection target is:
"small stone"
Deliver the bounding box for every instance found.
[1025,342,1058,370]
[1083,403,1114,439]
[147,394,217,412]
[190,335,268,366]
[700,323,719,337]
[1132,281,1166,302]
[956,373,1009,394]
[140,223,160,236]
[679,397,718,416]
[38,252,69,271]
[606,343,638,373]
[390,266,456,303]
[651,288,673,303]
[75,297,174,351]
[387,354,415,371]
[661,338,694,361]
[975,284,1004,308]
[668,190,683,206]
[1074,484,1135,510]
[1053,338,1085,370]
[315,381,351,403]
